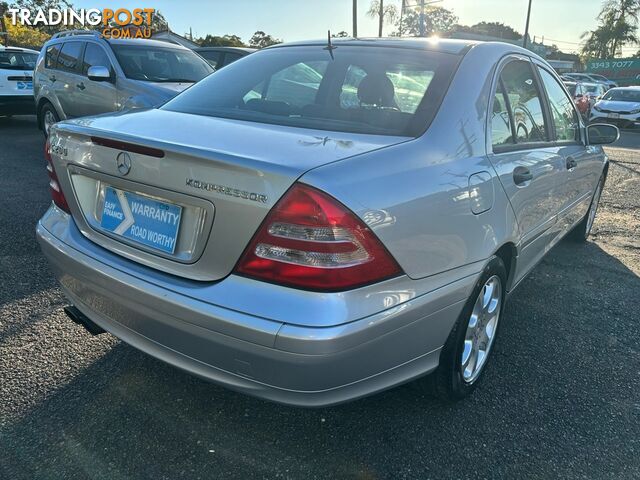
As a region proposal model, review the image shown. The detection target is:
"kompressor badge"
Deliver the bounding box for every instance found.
[185,178,268,204]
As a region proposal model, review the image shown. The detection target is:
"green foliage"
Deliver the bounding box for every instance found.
[582,0,640,58]
[395,6,458,37]
[198,34,245,47]
[248,30,281,48]
[454,21,521,40]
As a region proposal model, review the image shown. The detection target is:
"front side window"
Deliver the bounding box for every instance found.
[57,41,83,72]
[111,45,213,83]
[82,43,112,76]
[538,67,579,142]
[163,46,458,136]
[499,59,547,144]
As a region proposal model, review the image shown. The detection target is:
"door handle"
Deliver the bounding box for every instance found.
[49,75,56,82]
[513,166,533,186]
[566,157,577,171]
[76,82,86,90]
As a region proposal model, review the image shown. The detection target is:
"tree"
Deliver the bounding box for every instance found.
[367,0,397,37]
[468,21,521,40]
[394,6,457,37]
[2,14,50,47]
[582,0,640,58]
[248,30,281,48]
[198,34,245,47]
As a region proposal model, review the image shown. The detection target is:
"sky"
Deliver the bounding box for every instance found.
[71,0,631,55]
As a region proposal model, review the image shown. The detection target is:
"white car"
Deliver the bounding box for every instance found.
[0,45,38,117]
[590,86,640,129]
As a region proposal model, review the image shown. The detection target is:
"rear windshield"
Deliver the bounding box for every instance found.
[111,45,213,83]
[602,89,640,102]
[162,45,460,136]
[0,51,37,70]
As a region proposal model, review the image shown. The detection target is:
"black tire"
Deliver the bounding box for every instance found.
[568,172,606,243]
[40,102,59,138]
[431,256,507,401]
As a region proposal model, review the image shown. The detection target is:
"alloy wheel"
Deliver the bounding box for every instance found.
[460,275,502,384]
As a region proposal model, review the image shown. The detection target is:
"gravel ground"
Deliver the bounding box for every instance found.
[0,116,638,480]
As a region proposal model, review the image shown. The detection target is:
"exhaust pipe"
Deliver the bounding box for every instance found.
[64,306,106,336]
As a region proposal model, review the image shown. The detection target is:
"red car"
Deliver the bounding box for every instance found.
[563,81,590,117]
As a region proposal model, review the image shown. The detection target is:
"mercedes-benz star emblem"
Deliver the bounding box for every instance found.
[116,152,131,176]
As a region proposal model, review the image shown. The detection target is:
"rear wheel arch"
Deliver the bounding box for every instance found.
[493,242,517,292]
[36,98,55,130]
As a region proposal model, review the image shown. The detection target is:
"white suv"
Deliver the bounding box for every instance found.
[0,45,38,117]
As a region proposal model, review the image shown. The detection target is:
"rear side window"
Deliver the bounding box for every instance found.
[200,51,222,69]
[45,44,61,69]
[538,67,580,142]
[82,43,111,75]
[163,46,459,136]
[498,59,547,144]
[57,42,83,72]
[223,52,242,66]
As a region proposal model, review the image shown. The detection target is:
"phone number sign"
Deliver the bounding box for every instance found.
[586,58,640,86]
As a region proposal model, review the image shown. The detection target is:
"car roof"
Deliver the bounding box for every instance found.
[106,38,190,49]
[0,46,39,54]
[265,37,479,55]
[44,35,190,50]
[195,46,256,53]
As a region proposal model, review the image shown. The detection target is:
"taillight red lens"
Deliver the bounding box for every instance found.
[45,140,70,213]
[235,183,402,291]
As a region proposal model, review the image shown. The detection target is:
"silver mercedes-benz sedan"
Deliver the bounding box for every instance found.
[37,38,619,406]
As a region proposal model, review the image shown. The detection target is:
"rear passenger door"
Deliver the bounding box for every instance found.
[54,41,85,118]
[535,64,602,233]
[487,56,566,284]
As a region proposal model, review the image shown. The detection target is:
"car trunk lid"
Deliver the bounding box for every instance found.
[50,108,408,281]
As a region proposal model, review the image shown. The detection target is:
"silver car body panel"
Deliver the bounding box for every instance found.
[37,39,608,406]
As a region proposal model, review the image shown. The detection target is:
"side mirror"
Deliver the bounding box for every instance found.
[87,66,111,82]
[588,123,620,145]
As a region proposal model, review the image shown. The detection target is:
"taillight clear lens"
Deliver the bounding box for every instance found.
[45,140,70,213]
[235,183,402,291]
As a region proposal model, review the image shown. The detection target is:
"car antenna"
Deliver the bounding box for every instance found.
[324,30,337,59]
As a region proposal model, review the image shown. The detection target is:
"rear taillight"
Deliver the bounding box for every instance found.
[235,183,402,291]
[45,140,70,213]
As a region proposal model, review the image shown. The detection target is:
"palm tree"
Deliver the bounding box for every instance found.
[582,0,640,57]
[367,0,398,37]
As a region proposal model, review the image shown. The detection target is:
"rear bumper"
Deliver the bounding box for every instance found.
[0,94,35,115]
[37,205,476,406]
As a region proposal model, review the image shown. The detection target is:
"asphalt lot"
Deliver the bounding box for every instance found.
[0,115,638,480]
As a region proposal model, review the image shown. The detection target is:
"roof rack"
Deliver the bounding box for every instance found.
[51,30,101,39]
